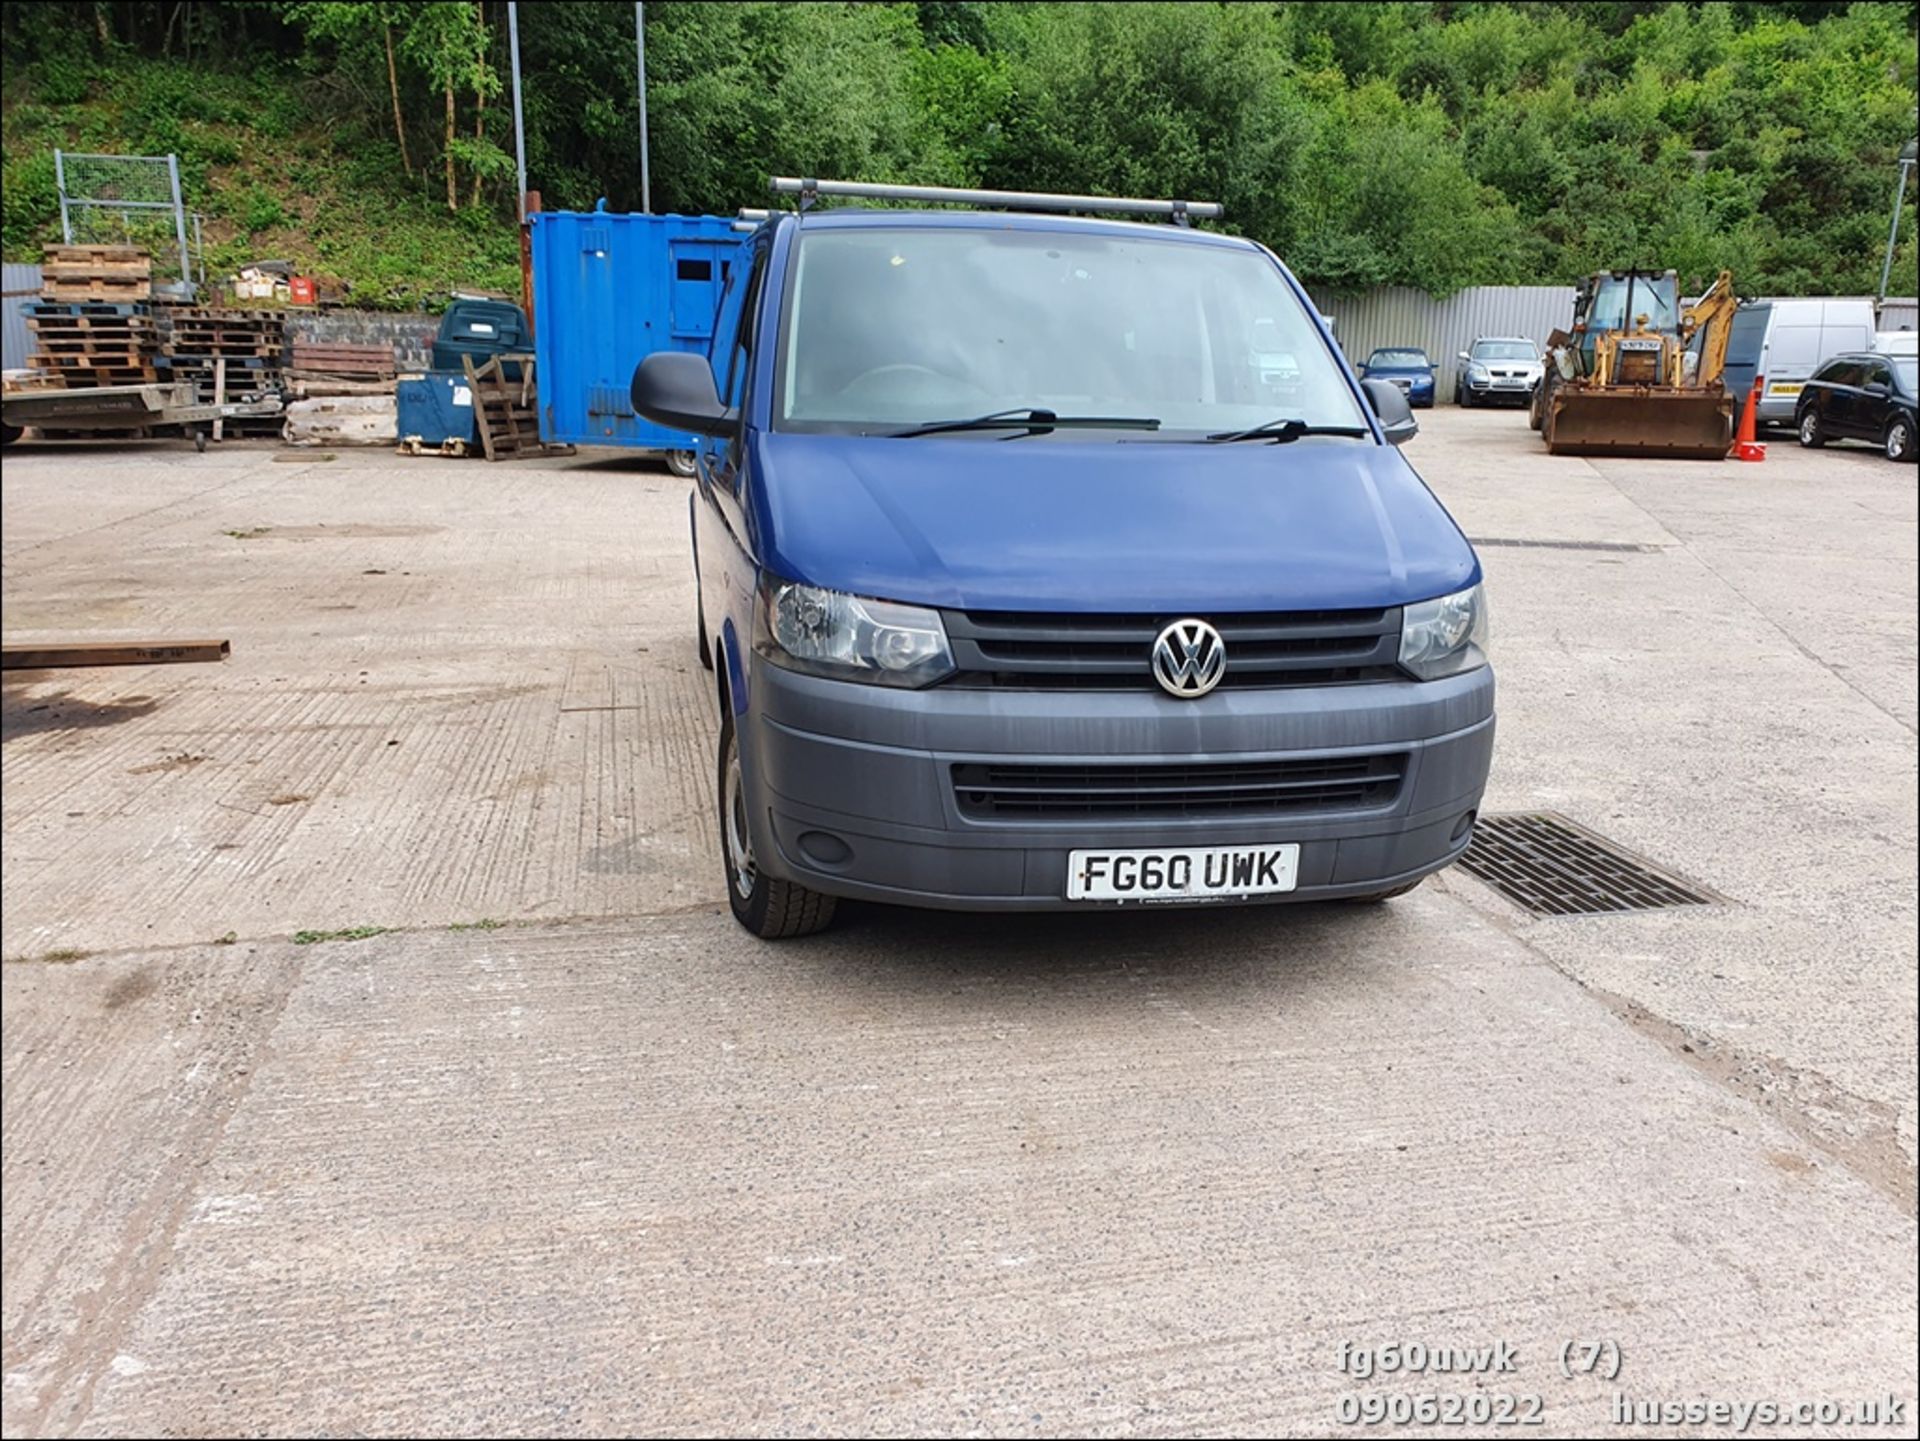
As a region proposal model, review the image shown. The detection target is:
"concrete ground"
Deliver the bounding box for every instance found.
[2,412,1914,1438]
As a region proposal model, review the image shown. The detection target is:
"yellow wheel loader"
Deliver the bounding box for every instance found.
[1531,269,1740,459]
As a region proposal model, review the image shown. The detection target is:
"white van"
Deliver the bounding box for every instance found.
[1725,298,1877,425]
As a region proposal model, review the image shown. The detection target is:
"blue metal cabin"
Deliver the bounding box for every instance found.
[529,208,743,450]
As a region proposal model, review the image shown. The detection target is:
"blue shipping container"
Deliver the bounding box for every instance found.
[530,210,744,450]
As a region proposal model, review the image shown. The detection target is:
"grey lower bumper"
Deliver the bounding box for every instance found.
[739,658,1496,911]
[1466,382,1535,403]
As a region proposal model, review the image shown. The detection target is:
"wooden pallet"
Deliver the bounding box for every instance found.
[28,350,152,369]
[25,300,150,319]
[29,334,156,356]
[462,353,571,461]
[44,243,149,266]
[42,278,152,302]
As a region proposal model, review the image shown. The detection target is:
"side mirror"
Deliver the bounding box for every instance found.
[1361,377,1418,446]
[1457,351,1472,364]
[631,351,735,436]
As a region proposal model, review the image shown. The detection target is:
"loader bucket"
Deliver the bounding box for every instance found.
[1544,385,1733,460]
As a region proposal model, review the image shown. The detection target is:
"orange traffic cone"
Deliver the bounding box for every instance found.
[1733,377,1766,462]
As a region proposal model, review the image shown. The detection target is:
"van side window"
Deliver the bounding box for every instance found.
[723,251,768,410]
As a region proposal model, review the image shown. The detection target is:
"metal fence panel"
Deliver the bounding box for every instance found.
[56,150,193,292]
[3,263,42,370]
[1306,285,1576,399]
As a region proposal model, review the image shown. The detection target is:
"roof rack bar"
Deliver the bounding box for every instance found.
[768,177,1222,223]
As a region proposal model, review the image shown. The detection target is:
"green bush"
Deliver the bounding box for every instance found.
[0,150,59,259]
[242,187,286,234]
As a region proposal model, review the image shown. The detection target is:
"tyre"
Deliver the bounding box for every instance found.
[666,449,698,478]
[1797,407,1825,448]
[1,421,21,446]
[1345,878,1424,904]
[1457,384,1472,409]
[1885,415,1916,463]
[1528,384,1546,432]
[718,710,837,938]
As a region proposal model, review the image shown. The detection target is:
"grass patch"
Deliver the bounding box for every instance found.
[292,925,388,945]
[214,931,238,945]
[223,527,272,540]
[448,918,507,931]
[41,947,90,962]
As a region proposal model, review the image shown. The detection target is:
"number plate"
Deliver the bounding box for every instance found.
[1067,844,1300,902]
[1769,382,1803,395]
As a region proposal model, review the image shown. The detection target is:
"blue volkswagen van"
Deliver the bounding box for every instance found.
[634,180,1493,937]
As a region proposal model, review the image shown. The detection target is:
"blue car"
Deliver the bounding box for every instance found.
[633,180,1493,937]
[1358,347,1438,409]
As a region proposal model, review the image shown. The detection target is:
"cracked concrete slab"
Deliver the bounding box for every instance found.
[2,414,1915,1435]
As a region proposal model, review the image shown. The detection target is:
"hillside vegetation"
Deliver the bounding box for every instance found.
[3,1,1915,309]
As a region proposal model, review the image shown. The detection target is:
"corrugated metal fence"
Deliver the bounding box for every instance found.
[1308,284,1920,398]
[3,263,42,370]
[1307,284,1574,400]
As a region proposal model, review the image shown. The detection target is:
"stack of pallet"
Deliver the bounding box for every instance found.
[25,301,159,389]
[155,308,287,436]
[40,244,152,304]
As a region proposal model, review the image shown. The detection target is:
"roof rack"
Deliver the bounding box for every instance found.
[768,177,1222,227]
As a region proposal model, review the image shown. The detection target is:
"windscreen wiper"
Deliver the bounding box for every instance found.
[885,407,1161,439]
[1203,418,1372,444]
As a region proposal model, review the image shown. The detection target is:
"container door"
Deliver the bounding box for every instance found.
[669,240,729,340]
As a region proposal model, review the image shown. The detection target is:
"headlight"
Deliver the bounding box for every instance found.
[1399,583,1489,680]
[1467,363,1490,381]
[757,578,955,688]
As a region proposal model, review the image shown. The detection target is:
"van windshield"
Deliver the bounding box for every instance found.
[1472,341,1537,361]
[775,227,1366,436]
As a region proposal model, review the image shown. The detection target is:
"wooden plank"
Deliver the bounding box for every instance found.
[212,357,226,443]
[463,353,499,461]
[2,639,230,670]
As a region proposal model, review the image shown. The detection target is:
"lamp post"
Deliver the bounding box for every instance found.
[1879,138,1917,304]
[636,3,652,213]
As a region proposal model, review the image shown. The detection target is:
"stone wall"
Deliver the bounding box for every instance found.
[284,310,439,370]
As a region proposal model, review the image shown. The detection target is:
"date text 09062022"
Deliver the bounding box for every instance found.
[1336,1393,1545,1427]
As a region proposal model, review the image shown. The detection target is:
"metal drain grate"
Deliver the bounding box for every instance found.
[1458,812,1721,916]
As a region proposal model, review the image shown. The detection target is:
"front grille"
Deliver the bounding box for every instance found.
[942,608,1404,691]
[951,753,1407,820]
[1616,350,1662,384]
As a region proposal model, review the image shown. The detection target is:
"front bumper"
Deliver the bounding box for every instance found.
[1465,377,1537,404]
[739,658,1496,911]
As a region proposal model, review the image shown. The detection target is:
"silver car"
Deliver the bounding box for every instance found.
[1456,337,1543,407]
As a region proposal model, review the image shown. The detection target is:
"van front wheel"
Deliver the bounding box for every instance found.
[718,712,838,939]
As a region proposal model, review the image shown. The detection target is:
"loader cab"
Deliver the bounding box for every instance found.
[1576,270,1681,370]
